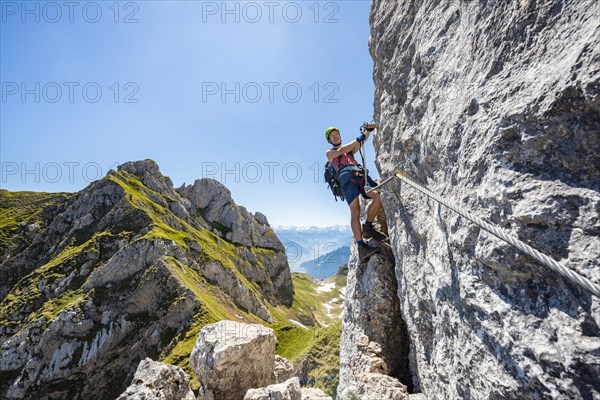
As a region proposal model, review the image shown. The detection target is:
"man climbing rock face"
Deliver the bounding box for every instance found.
[325,125,387,262]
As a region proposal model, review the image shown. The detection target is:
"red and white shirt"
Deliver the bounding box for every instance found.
[332,152,359,170]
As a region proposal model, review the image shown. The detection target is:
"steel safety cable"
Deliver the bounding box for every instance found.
[368,165,600,298]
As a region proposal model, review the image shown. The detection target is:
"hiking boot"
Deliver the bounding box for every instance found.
[358,242,380,263]
[362,223,388,242]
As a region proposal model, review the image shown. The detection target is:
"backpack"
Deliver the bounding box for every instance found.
[324,156,344,201]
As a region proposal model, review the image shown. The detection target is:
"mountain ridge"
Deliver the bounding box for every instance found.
[0,159,318,399]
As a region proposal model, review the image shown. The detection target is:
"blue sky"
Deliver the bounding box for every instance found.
[1,0,377,227]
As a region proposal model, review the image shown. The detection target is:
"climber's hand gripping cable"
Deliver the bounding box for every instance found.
[359,122,377,191]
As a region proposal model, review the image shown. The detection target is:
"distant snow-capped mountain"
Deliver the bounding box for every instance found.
[272,225,352,273]
[272,225,350,233]
[300,246,351,279]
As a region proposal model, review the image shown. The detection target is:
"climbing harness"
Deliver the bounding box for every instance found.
[368,164,600,298]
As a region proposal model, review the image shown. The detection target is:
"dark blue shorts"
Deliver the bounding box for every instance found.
[339,170,378,205]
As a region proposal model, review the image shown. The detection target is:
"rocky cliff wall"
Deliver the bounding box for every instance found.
[369,1,599,399]
[339,244,411,400]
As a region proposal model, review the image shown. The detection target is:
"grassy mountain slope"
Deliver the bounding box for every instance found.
[273,271,346,397]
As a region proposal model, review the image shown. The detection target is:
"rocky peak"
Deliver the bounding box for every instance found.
[184,177,234,210]
[178,178,285,252]
[118,159,171,185]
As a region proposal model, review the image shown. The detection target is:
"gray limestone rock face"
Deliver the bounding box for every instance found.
[254,212,270,226]
[338,244,410,400]
[202,261,272,323]
[178,178,293,307]
[178,178,285,252]
[1,255,199,400]
[190,320,277,400]
[84,239,172,290]
[369,0,600,399]
[244,377,302,400]
[116,358,195,400]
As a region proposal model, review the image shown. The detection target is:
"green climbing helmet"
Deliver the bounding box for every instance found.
[325,127,339,142]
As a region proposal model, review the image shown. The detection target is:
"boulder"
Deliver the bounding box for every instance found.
[348,373,409,400]
[190,321,276,400]
[254,212,269,226]
[300,387,333,400]
[116,358,195,400]
[244,377,301,400]
[272,355,295,384]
